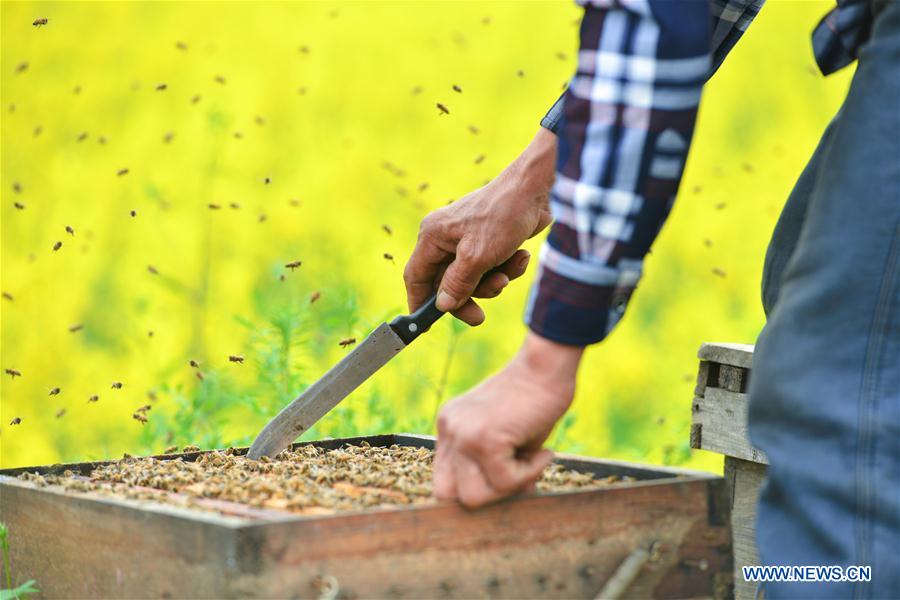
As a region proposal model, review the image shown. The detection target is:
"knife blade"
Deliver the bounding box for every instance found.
[247,294,444,459]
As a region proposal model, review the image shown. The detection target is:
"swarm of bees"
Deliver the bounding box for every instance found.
[20,443,621,515]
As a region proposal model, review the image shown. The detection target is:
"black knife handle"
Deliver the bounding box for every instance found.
[389,294,445,344]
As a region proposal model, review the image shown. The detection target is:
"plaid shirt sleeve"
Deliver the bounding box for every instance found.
[526,0,716,346]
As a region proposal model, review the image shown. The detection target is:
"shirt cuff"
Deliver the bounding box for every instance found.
[539,92,566,134]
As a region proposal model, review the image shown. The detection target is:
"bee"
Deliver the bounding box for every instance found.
[555,51,568,60]
[411,86,423,95]
[5,368,22,378]
[208,203,221,210]
[214,75,226,85]
[289,198,301,207]
[263,176,271,185]
[715,202,727,210]
[228,355,244,363]
[436,103,450,115]
[65,226,75,236]
[130,209,137,217]
[56,408,66,419]
[382,224,393,235]
[183,445,200,452]
[703,239,713,248]
[712,267,727,278]
[229,202,240,209]
[14,202,24,210]
[742,163,753,173]
[98,135,107,144]
[285,260,302,270]
[33,17,49,27]
[164,445,178,454]
[156,83,167,91]
[73,85,81,94]
[16,62,28,73]
[482,16,492,25]
[196,371,205,381]
[279,274,286,282]
[77,132,88,142]
[9,417,21,426]
[147,265,159,275]
[255,115,265,126]
[516,69,525,78]
[468,125,480,135]
[258,213,267,223]
[2,292,13,301]
[132,413,148,424]
[49,387,60,396]
[191,94,201,104]
[147,390,157,401]
[310,291,321,304]
[88,395,99,403]
[452,85,462,93]
[189,359,200,368]
[135,404,152,413]
[299,45,310,54]
[339,338,357,348]
[68,323,83,333]
[33,126,42,137]
[176,41,188,51]
[117,168,129,176]
[52,241,62,251]
[297,86,308,96]
[111,382,123,389]
[417,182,429,192]
[233,131,243,139]
[474,154,485,164]
[12,182,22,194]
[383,252,394,263]
[163,131,174,143]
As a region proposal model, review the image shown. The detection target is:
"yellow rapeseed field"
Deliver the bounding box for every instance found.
[1,1,851,470]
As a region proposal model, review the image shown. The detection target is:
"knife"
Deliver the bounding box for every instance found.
[246,293,445,459]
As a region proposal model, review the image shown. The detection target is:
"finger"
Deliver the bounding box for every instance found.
[435,245,491,312]
[450,299,485,326]
[432,438,457,500]
[472,271,510,299]
[481,447,554,495]
[497,249,531,283]
[454,454,501,508]
[404,239,450,312]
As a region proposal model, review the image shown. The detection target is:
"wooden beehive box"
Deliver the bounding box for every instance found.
[690,343,766,600]
[1,434,732,599]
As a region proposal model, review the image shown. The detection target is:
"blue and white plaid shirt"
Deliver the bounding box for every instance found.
[526,0,867,345]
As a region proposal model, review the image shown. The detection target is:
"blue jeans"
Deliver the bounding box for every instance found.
[750,0,900,597]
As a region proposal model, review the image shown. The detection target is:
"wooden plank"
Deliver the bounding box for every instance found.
[717,364,748,394]
[691,388,768,464]
[698,343,755,369]
[725,458,766,600]
[695,360,712,398]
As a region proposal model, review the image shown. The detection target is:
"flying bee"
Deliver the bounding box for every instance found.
[196,371,204,381]
[135,404,152,413]
[436,103,450,115]
[77,132,88,142]
[98,135,107,144]
[189,359,200,368]
[132,413,148,424]
[418,182,429,192]
[382,224,393,235]
[229,202,240,209]
[176,41,188,50]
[285,260,302,270]
[228,355,244,363]
[56,408,66,418]
[49,387,60,396]
[110,382,123,390]
[33,18,48,28]
[263,176,271,185]
[12,182,22,194]
[703,239,713,248]
[289,198,301,207]
[298,86,308,95]
[191,94,201,104]
[73,85,81,94]
[147,265,159,275]
[68,323,83,333]
[452,85,462,93]
[339,338,357,348]
[233,131,243,139]
[130,209,137,217]
[33,126,42,137]
[555,51,568,60]
[65,226,75,236]
[468,125,480,135]
[516,69,525,78]
[16,62,28,73]
[383,253,394,263]
[9,417,21,426]
[258,213,267,223]
[299,45,310,54]
[117,168,129,176]
[164,445,178,453]
[208,203,221,210]
[52,241,62,251]
[474,154,485,164]
[310,291,321,304]
[255,115,265,126]
[163,131,174,143]
[5,368,21,378]
[2,292,13,301]
[148,330,154,337]
[14,202,24,210]
[214,75,226,85]
[411,86,423,95]
[88,395,99,403]
[712,267,727,278]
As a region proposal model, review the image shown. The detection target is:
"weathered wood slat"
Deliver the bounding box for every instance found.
[725,457,766,600]
[691,388,768,464]
[698,342,754,369]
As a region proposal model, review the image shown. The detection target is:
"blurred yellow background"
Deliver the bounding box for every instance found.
[1,1,851,470]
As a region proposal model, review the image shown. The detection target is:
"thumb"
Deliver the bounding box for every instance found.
[515,448,554,484]
[436,250,490,312]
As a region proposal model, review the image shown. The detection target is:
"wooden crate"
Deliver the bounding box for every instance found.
[691,343,766,600]
[1,434,732,599]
